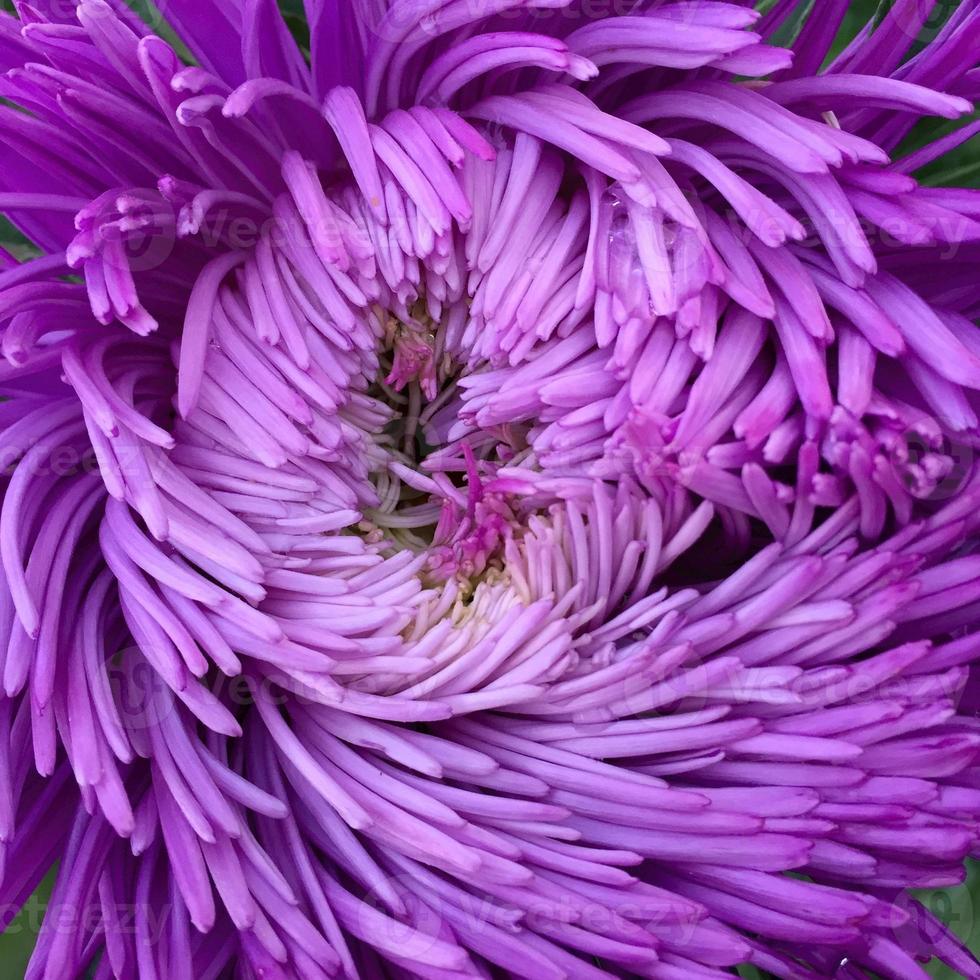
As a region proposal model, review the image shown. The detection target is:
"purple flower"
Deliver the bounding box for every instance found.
[2,0,980,976]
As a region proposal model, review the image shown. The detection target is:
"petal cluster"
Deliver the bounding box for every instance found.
[1,1,980,978]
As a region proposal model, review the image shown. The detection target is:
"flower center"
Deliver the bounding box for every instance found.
[363,307,526,588]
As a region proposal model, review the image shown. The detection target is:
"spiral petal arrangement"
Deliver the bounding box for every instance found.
[2,0,980,977]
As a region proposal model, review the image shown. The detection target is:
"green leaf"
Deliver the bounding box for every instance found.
[0,869,57,979]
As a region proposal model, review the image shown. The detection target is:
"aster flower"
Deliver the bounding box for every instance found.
[2,0,980,977]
